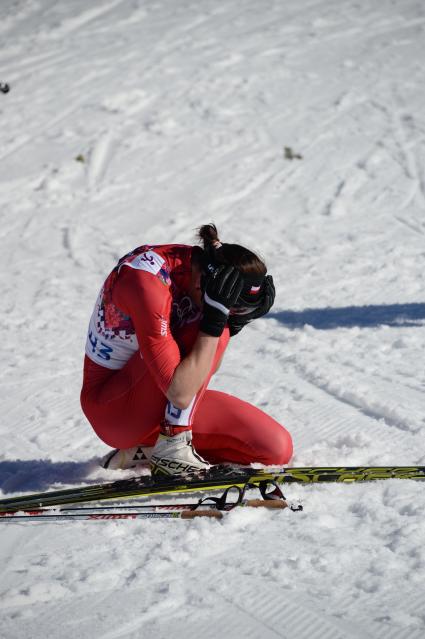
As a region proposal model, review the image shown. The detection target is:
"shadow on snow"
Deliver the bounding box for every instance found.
[0,459,102,495]
[269,302,425,330]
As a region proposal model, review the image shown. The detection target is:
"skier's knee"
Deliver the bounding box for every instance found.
[262,427,293,465]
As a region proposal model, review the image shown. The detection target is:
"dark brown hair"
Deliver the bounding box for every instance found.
[195,223,267,276]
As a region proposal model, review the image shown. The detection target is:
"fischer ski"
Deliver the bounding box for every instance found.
[0,466,423,513]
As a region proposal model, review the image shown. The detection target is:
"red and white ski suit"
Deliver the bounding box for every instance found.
[80,244,293,465]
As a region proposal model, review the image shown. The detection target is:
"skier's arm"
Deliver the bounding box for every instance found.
[214,353,224,374]
[169,265,245,404]
[166,332,219,408]
[168,265,244,405]
[113,268,219,408]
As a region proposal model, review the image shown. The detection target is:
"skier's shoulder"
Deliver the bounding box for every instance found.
[117,243,192,275]
[112,244,193,300]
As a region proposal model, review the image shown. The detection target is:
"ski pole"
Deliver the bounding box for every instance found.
[0,509,223,521]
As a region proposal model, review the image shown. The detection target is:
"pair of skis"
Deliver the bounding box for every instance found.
[1,466,424,522]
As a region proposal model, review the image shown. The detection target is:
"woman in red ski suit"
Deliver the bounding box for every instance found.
[80,224,293,474]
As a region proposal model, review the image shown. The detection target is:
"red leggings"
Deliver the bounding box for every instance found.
[80,329,293,465]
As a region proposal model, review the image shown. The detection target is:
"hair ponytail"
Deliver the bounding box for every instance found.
[195,223,267,277]
[197,223,222,250]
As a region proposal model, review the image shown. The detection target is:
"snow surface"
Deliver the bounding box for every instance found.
[1,0,425,637]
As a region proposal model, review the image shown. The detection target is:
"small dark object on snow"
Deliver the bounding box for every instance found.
[284,146,303,160]
[0,83,10,94]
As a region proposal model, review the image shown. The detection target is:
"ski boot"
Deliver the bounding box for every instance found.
[100,446,151,470]
[150,426,210,476]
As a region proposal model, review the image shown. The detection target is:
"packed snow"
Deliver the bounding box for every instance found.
[1,0,425,637]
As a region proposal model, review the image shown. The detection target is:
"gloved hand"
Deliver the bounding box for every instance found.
[228,275,275,337]
[200,266,244,337]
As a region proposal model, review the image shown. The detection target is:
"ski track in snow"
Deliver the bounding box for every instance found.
[1,0,425,637]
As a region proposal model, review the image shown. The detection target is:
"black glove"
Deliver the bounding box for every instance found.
[200,266,244,337]
[228,275,275,337]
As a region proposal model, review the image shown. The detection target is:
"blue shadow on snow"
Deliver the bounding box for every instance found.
[269,303,425,330]
[0,459,100,495]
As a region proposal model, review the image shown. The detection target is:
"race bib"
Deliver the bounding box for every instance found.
[123,250,165,275]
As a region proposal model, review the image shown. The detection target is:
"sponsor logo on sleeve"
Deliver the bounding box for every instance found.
[160,317,168,336]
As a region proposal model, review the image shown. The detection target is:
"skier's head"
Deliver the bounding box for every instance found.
[191,223,267,309]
